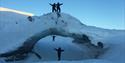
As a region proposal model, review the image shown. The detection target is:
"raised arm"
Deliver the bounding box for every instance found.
[61,49,64,52]
[54,48,58,51]
[60,3,63,5]
[49,3,52,6]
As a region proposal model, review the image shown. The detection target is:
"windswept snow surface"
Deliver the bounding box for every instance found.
[33,59,113,63]
[0,11,125,63]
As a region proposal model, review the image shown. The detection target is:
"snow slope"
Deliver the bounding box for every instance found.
[0,10,125,63]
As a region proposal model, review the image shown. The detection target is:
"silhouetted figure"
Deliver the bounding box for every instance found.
[49,3,56,12]
[97,42,104,48]
[54,47,64,61]
[52,35,56,41]
[56,2,63,12]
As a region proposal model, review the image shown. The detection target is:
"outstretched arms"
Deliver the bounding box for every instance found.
[61,50,64,52]
[49,3,52,6]
[54,48,58,51]
[60,3,63,5]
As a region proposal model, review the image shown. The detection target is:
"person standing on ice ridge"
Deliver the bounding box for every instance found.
[54,47,64,61]
[49,3,56,12]
[56,2,63,13]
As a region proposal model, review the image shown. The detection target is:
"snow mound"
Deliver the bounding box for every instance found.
[0,11,125,63]
[0,12,87,54]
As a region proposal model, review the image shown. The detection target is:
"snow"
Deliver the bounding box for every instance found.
[0,10,125,63]
[35,59,113,63]
[100,34,125,63]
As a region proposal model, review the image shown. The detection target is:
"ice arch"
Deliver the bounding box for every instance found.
[0,12,103,61]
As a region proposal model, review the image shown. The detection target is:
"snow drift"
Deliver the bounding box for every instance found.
[0,10,125,63]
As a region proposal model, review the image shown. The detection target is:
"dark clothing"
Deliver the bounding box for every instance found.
[54,47,64,61]
[57,3,63,12]
[50,3,56,12]
[49,2,63,13]
[52,35,56,41]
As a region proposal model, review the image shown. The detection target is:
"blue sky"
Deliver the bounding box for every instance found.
[0,0,125,30]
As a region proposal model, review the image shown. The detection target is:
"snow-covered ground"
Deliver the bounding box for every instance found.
[0,10,125,63]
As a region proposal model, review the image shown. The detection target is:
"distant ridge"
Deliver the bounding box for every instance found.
[0,7,34,16]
